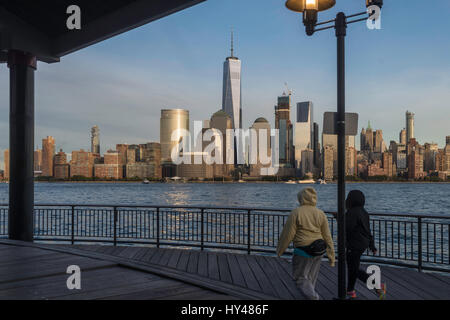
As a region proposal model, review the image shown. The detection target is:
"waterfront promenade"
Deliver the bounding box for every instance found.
[0,240,449,300]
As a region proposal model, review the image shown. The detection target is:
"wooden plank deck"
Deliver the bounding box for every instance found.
[0,241,234,300]
[0,240,449,300]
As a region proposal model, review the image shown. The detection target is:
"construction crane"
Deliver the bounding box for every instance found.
[284,82,293,96]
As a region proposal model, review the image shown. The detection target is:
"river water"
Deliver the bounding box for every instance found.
[0,182,448,216]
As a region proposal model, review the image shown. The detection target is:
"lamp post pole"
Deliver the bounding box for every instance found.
[335,12,347,300]
[286,0,383,301]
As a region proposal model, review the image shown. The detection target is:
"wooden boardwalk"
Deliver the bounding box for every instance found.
[0,241,234,300]
[0,240,449,300]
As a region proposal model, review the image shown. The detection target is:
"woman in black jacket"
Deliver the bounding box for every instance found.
[345,190,385,299]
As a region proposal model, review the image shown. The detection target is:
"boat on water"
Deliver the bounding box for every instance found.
[238,180,245,183]
[285,180,297,184]
[166,177,183,183]
[315,179,327,185]
[298,179,315,184]
[142,179,150,184]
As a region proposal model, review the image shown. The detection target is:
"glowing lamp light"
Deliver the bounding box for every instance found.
[285,0,335,13]
[285,0,336,36]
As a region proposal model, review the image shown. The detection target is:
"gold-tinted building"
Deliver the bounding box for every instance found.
[160,109,189,164]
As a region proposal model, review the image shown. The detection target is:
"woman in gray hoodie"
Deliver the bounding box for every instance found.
[277,187,335,300]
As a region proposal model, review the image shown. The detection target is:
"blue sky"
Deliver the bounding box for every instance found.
[1,0,450,167]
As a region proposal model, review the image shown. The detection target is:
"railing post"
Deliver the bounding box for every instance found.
[156,207,160,248]
[71,206,75,245]
[418,217,422,272]
[247,210,251,255]
[201,209,204,251]
[113,207,118,246]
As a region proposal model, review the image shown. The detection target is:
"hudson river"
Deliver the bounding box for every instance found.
[0,182,448,216]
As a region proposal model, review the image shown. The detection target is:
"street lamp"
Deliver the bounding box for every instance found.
[285,0,336,35]
[285,0,383,300]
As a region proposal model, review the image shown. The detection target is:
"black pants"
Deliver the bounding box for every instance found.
[346,248,369,292]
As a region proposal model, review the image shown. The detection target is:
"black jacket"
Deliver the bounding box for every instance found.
[345,190,376,252]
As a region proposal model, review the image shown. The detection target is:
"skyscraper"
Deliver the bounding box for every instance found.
[323,145,335,180]
[275,94,293,167]
[373,130,384,153]
[222,31,242,129]
[444,139,450,172]
[116,144,128,165]
[42,136,55,177]
[423,143,438,173]
[249,118,271,177]
[34,149,42,173]
[294,101,314,169]
[160,109,189,164]
[300,149,314,177]
[322,113,357,180]
[399,128,407,145]
[360,122,374,152]
[91,126,100,154]
[54,149,69,180]
[408,145,424,179]
[210,110,234,177]
[313,122,320,168]
[406,111,415,143]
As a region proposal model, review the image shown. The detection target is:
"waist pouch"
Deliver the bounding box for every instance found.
[294,247,312,258]
[298,239,327,257]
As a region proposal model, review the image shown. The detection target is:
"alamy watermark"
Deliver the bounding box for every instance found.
[170,121,280,176]
[366,265,381,290]
[367,5,382,30]
[66,265,81,290]
[66,5,381,32]
[66,5,81,30]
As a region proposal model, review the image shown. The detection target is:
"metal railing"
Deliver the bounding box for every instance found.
[0,204,449,273]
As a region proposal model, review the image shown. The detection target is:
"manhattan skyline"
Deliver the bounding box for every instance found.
[0,0,449,168]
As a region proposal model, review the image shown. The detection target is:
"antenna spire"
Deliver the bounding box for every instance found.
[231,28,234,57]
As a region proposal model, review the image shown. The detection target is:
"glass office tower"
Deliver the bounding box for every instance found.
[222,32,242,129]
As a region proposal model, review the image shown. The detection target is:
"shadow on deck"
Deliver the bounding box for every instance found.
[0,240,449,300]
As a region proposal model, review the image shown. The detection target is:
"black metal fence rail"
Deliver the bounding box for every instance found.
[0,204,449,273]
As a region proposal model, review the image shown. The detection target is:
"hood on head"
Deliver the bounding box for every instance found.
[346,190,366,209]
[298,187,317,207]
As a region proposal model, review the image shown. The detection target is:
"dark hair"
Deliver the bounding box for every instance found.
[346,190,366,209]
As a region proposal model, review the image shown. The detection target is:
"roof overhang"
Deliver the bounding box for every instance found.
[0,0,206,63]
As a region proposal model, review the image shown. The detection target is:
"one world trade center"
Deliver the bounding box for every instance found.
[222,31,242,129]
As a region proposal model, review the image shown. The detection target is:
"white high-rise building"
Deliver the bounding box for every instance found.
[222,31,242,129]
[294,102,314,169]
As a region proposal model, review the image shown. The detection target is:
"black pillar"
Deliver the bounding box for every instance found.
[335,12,347,300]
[8,50,36,242]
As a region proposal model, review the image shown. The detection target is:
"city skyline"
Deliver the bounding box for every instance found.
[2,107,448,178]
[1,0,449,168]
